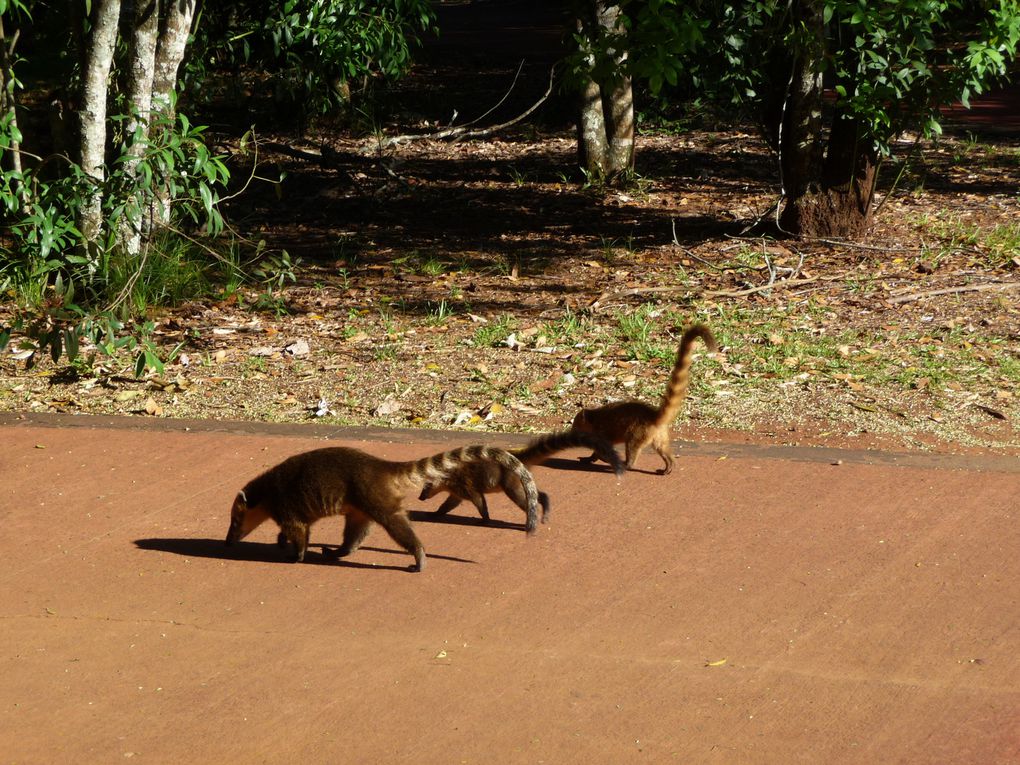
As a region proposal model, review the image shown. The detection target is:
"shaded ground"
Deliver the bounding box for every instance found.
[1,1,1019,453]
[2,414,1018,763]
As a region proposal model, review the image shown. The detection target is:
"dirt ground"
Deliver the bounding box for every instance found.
[2,414,1018,763]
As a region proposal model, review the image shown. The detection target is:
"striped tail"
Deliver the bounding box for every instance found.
[653,324,717,428]
[514,431,624,476]
[413,446,540,533]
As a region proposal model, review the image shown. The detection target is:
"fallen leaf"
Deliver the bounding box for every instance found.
[373,393,401,417]
[143,398,163,416]
[284,339,310,356]
[705,658,727,667]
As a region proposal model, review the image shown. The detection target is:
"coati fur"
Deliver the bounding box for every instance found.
[571,324,717,474]
[225,445,539,572]
[418,430,623,523]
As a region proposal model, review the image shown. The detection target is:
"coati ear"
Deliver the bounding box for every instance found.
[237,490,248,506]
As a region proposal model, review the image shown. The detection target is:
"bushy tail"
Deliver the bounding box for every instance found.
[654,324,717,428]
[414,446,539,533]
[514,431,624,477]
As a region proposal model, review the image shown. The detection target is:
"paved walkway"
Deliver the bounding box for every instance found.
[1,413,1018,763]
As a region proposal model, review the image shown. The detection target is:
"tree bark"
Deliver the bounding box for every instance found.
[122,0,161,257]
[577,72,608,176]
[597,1,633,178]
[78,0,122,251]
[153,0,196,114]
[0,16,25,207]
[148,0,197,229]
[776,1,876,239]
[779,114,878,238]
[575,1,634,183]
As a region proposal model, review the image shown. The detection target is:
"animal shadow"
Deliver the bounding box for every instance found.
[134,537,472,570]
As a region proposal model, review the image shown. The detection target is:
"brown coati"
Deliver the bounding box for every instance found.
[418,430,623,523]
[225,445,539,572]
[570,324,717,474]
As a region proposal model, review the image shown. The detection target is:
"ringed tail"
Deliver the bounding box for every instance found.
[653,324,717,428]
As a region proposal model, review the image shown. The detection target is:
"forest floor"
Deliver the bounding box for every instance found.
[1,10,1019,455]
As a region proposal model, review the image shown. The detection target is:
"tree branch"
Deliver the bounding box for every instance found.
[380,64,558,148]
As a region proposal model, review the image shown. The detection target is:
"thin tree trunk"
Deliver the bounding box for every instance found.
[604,74,633,177]
[777,0,824,205]
[576,1,633,182]
[122,0,161,257]
[78,0,122,252]
[153,0,196,114]
[148,0,196,228]
[0,17,26,213]
[577,72,608,176]
[597,1,633,178]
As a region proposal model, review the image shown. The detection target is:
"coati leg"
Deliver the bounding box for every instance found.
[434,494,465,517]
[503,478,550,524]
[279,520,311,562]
[623,438,647,471]
[372,509,426,572]
[652,433,675,474]
[326,510,374,560]
[463,489,491,523]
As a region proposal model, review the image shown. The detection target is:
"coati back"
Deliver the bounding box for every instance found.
[571,324,717,474]
[418,431,623,523]
[225,445,539,572]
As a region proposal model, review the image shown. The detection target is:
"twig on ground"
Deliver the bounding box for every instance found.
[380,64,558,148]
[886,282,1020,305]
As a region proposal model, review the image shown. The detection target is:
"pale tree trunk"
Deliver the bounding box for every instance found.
[153,0,196,113]
[149,0,197,227]
[577,71,608,176]
[122,0,161,257]
[575,1,634,183]
[78,0,122,252]
[598,2,633,177]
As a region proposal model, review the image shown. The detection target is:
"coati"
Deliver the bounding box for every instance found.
[571,324,717,474]
[225,445,539,572]
[418,430,623,524]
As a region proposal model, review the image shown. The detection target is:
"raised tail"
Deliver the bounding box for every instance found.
[654,324,717,428]
[513,430,624,477]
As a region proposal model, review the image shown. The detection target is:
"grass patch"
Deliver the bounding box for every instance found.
[472,314,516,347]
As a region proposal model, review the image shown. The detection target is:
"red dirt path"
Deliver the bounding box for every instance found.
[1,414,1018,763]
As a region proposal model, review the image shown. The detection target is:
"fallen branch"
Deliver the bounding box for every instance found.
[381,64,558,148]
[705,276,822,298]
[886,281,1020,305]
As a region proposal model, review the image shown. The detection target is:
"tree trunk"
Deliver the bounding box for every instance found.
[147,0,197,229]
[153,0,196,114]
[776,1,876,239]
[577,72,608,176]
[0,16,27,212]
[597,1,633,178]
[575,1,633,183]
[78,0,122,252]
[122,0,161,257]
[779,114,878,238]
[777,0,824,205]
